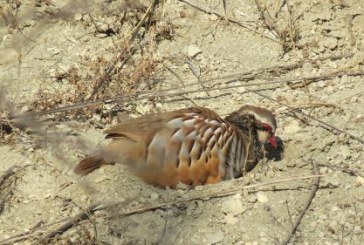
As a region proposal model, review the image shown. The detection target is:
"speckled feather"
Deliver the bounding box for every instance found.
[74,106,276,187]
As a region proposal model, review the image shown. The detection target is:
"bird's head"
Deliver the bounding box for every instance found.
[235,105,277,148]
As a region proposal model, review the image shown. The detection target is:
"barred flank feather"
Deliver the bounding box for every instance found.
[74,105,277,187]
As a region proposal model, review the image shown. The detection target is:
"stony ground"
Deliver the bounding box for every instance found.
[0,0,364,244]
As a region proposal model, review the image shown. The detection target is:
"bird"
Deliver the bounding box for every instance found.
[74,105,277,187]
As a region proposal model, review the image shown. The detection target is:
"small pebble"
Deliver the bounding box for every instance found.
[247,195,257,203]
[322,37,337,50]
[355,176,364,186]
[221,194,244,215]
[96,33,108,38]
[283,121,302,135]
[205,230,224,244]
[186,44,201,58]
[74,13,82,21]
[150,192,159,200]
[256,192,268,203]
[0,48,19,65]
[224,214,238,225]
[340,145,351,159]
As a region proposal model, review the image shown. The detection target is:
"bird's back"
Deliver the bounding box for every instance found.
[75,107,257,187]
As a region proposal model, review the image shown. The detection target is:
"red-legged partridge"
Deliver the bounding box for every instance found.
[74,105,277,187]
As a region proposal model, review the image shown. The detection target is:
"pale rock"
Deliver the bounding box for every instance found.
[302,62,313,74]
[0,48,19,65]
[47,47,60,56]
[20,105,30,113]
[350,96,359,103]
[94,172,109,183]
[340,145,351,159]
[186,44,201,58]
[328,29,349,39]
[283,53,290,61]
[326,85,334,93]
[105,17,114,26]
[23,199,31,204]
[356,176,364,186]
[96,33,108,38]
[247,194,257,203]
[331,205,339,212]
[305,11,331,22]
[319,214,328,220]
[321,177,341,188]
[245,242,258,245]
[135,103,152,115]
[284,120,302,135]
[328,61,337,69]
[318,136,335,150]
[317,80,326,88]
[319,167,328,174]
[209,14,218,21]
[205,230,224,244]
[99,23,109,32]
[43,191,52,199]
[256,192,268,203]
[322,37,338,50]
[341,74,348,83]
[221,194,244,215]
[74,13,83,21]
[150,192,159,200]
[155,102,163,109]
[80,195,89,202]
[304,11,331,22]
[224,214,238,225]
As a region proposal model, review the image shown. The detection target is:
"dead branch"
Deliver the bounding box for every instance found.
[179,0,280,42]
[86,0,160,100]
[115,175,323,217]
[17,67,361,119]
[0,165,26,214]
[10,55,362,121]
[225,52,353,84]
[281,161,320,244]
[0,165,19,186]
[253,91,364,144]
[184,56,210,96]
[0,174,323,244]
[317,163,364,178]
[0,166,17,213]
[253,0,280,39]
[42,202,103,241]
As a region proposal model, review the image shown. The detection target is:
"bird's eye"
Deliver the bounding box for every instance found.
[262,123,272,132]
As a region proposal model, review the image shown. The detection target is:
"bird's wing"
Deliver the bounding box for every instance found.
[103,107,222,143]
[106,107,234,186]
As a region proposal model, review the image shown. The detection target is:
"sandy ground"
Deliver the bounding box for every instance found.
[0,0,364,244]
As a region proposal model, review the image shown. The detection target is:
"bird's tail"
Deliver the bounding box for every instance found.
[74,156,114,175]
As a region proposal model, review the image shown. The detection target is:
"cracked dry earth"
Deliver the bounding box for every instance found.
[0,0,364,244]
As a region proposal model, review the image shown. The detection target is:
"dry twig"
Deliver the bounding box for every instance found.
[87,0,160,100]
[0,165,18,186]
[9,52,354,119]
[179,0,280,42]
[317,163,364,178]
[253,91,364,144]
[281,161,320,244]
[0,174,323,244]
[0,165,26,214]
[16,67,362,120]
[42,202,103,241]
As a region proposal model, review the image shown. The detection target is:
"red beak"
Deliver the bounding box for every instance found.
[268,136,277,148]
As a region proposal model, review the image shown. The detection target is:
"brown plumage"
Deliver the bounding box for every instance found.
[74,105,277,187]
